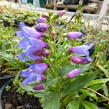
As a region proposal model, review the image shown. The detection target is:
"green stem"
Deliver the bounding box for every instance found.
[13,72,20,86]
[84,87,109,101]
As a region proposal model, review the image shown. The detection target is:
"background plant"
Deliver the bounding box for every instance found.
[0,24,27,75]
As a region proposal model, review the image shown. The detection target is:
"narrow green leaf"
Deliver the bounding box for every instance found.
[19,82,37,92]
[82,101,99,109]
[67,101,80,109]
[88,78,109,86]
[103,84,109,97]
[63,72,97,96]
[90,84,104,91]
[80,89,98,100]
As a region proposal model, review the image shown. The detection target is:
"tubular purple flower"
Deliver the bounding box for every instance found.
[33,84,44,90]
[36,23,50,32]
[32,49,50,57]
[18,37,49,61]
[41,75,47,81]
[21,63,49,85]
[37,17,46,23]
[21,63,48,77]
[70,43,94,61]
[67,32,83,39]
[16,22,44,39]
[58,10,65,16]
[43,50,50,56]
[18,53,42,62]
[35,58,43,63]
[66,68,80,78]
[71,56,90,64]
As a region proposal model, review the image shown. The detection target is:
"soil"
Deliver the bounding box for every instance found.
[1,87,43,109]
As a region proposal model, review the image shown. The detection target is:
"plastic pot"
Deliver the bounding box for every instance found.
[0,79,42,109]
[0,80,12,109]
[0,75,14,88]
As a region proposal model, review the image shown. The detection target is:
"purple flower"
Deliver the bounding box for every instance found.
[18,37,48,61]
[36,23,50,32]
[67,32,83,39]
[33,49,50,57]
[21,63,49,85]
[35,58,43,63]
[41,75,47,80]
[58,10,65,16]
[33,84,44,90]
[37,17,46,23]
[70,43,94,61]
[16,22,44,39]
[66,68,80,78]
[43,50,50,56]
[71,56,90,64]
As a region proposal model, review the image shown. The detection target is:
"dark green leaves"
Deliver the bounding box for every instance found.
[81,101,99,109]
[63,72,97,96]
[67,101,80,109]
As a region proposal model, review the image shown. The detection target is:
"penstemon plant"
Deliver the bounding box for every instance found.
[15,10,98,109]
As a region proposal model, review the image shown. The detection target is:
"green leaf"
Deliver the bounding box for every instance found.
[87,78,109,86]
[80,89,98,100]
[82,101,99,109]
[63,72,97,96]
[90,84,104,91]
[103,84,109,97]
[19,82,37,92]
[60,64,74,76]
[67,101,80,109]
[43,92,60,109]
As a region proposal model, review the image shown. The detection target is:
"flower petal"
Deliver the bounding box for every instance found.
[66,68,80,78]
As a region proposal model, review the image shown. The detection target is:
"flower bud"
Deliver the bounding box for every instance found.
[35,58,43,63]
[36,23,50,32]
[58,10,65,16]
[48,10,53,16]
[41,75,47,80]
[37,17,46,23]
[51,30,57,35]
[33,84,44,90]
[67,32,83,39]
[43,50,50,56]
[71,56,90,64]
[66,68,80,78]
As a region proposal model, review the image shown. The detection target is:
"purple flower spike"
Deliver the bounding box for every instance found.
[22,74,38,85]
[18,22,44,39]
[36,23,50,32]
[18,37,49,60]
[58,10,65,16]
[37,17,46,23]
[33,84,44,90]
[21,63,49,85]
[67,32,83,39]
[21,63,49,77]
[66,68,80,78]
[70,43,94,61]
[71,56,90,64]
